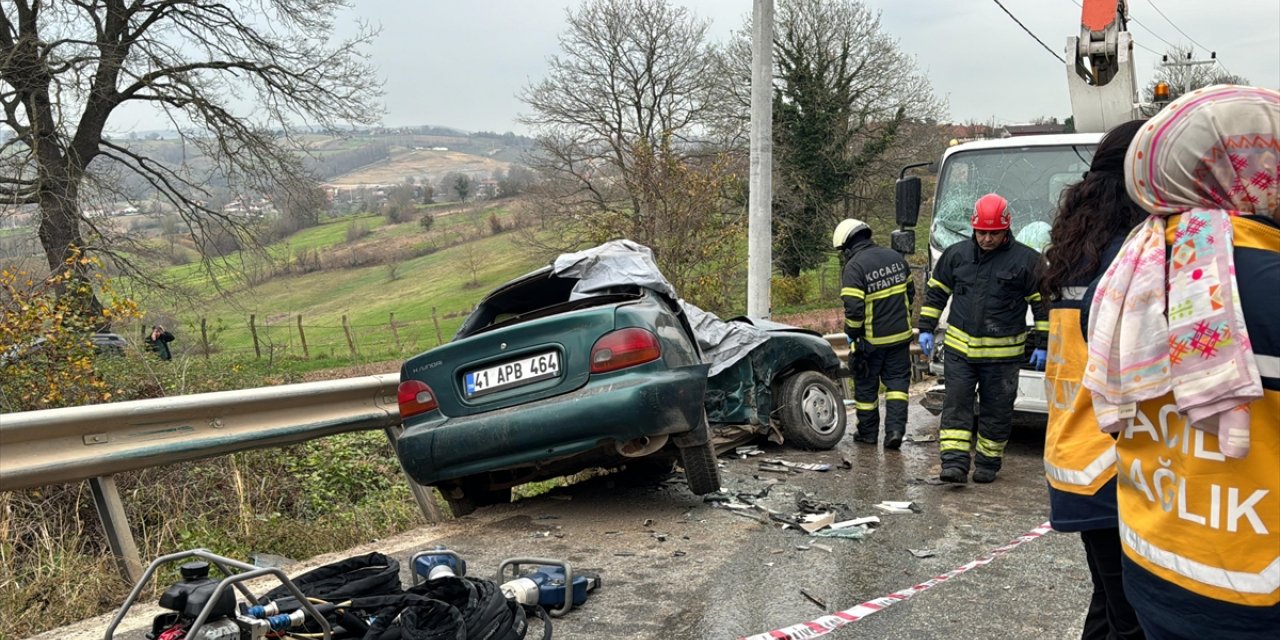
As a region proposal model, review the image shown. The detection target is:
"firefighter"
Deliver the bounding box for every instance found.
[835,218,914,449]
[917,194,1047,483]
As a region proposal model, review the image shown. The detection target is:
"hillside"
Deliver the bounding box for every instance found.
[326,148,512,187]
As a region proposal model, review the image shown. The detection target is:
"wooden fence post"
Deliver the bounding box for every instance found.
[249,314,261,359]
[431,307,443,345]
[297,314,309,359]
[200,318,210,359]
[389,312,401,352]
[342,315,359,357]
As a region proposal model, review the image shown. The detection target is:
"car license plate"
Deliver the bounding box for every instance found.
[464,351,560,398]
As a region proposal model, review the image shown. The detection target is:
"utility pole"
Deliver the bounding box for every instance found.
[746,0,774,319]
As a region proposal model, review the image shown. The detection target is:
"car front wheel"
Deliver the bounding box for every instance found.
[777,371,847,450]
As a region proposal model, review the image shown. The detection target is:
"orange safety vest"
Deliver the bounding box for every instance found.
[1115,216,1280,607]
[1044,294,1116,496]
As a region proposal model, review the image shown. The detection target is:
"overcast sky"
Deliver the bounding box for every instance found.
[331,0,1277,134]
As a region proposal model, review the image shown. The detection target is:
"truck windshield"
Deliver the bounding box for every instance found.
[931,145,1095,252]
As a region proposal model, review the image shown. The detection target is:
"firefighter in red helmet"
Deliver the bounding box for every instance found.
[917,193,1048,483]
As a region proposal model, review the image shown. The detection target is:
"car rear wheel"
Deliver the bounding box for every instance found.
[777,371,846,450]
[441,476,512,518]
[677,440,721,495]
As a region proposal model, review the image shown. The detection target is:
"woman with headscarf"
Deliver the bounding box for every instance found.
[1041,119,1148,640]
[1083,85,1279,638]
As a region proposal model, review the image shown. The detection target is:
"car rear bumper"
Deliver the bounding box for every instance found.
[396,365,709,486]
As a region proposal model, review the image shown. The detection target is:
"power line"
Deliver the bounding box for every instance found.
[992,0,1067,64]
[1143,0,1234,76]
[1144,0,1213,55]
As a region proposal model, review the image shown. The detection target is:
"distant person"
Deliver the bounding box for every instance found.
[1039,119,1147,640]
[833,218,914,449]
[1083,85,1279,639]
[145,325,175,361]
[917,193,1047,484]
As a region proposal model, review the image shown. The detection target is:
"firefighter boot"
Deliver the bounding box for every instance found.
[939,467,968,484]
[972,467,998,483]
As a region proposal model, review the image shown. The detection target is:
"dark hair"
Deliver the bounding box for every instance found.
[1039,119,1148,300]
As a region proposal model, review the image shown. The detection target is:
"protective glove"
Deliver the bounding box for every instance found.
[1030,348,1047,371]
[918,332,934,357]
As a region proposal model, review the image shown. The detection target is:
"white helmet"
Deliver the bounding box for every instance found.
[832,218,871,249]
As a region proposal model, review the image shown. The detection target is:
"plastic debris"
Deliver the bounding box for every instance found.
[799,512,836,533]
[736,445,764,457]
[904,434,937,443]
[758,463,793,474]
[811,527,868,539]
[874,501,920,514]
[830,516,880,529]
[908,548,937,558]
[762,458,832,472]
[810,543,834,553]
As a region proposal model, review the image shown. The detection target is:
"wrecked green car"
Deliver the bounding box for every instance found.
[395,241,846,516]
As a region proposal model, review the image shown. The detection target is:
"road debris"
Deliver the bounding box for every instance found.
[874,501,920,514]
[800,588,828,609]
[810,543,834,553]
[908,548,937,558]
[643,518,655,527]
[811,527,869,540]
[830,516,880,529]
[798,512,835,533]
[762,458,832,472]
[904,434,937,443]
[735,445,765,457]
[758,462,793,474]
[837,457,853,470]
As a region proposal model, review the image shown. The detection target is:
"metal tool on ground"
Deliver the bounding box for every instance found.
[410,545,468,584]
[107,549,332,640]
[496,557,601,617]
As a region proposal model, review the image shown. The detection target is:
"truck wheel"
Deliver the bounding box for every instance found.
[441,476,511,518]
[777,371,847,450]
[678,441,721,495]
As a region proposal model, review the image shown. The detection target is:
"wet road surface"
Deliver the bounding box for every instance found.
[59,400,1094,640]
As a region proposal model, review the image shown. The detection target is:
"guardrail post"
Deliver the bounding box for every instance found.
[383,426,443,523]
[89,475,143,584]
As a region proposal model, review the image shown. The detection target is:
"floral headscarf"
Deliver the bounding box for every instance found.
[1083,85,1280,458]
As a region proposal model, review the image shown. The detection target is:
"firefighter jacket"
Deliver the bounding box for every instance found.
[1105,215,1279,627]
[917,235,1047,362]
[1044,237,1124,533]
[840,237,914,349]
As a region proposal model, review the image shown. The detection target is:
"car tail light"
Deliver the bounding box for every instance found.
[398,380,438,418]
[590,328,661,373]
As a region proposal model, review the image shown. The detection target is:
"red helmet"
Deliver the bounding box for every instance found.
[971,193,1012,231]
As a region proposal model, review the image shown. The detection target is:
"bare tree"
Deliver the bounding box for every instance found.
[0,1,381,314]
[1142,45,1249,107]
[710,0,945,275]
[518,0,716,255]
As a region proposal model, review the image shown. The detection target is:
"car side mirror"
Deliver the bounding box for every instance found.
[890,229,916,255]
[895,177,922,228]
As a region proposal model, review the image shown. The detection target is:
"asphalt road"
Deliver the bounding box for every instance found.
[63,398,1092,640]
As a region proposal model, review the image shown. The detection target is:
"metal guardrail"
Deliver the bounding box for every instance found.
[0,374,401,491]
[0,333,865,583]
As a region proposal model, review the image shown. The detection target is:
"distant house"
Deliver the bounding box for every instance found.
[475,178,500,199]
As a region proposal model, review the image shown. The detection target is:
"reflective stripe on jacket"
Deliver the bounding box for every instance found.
[841,239,915,348]
[917,235,1047,362]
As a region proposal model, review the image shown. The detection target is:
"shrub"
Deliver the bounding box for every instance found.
[487,212,504,235]
[419,212,436,231]
[771,273,812,308]
[345,220,370,243]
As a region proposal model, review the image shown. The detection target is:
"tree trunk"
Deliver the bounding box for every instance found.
[37,177,106,323]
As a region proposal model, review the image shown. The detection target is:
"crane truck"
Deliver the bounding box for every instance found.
[891,0,1146,417]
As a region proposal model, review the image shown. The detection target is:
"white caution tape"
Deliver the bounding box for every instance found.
[740,521,1053,640]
